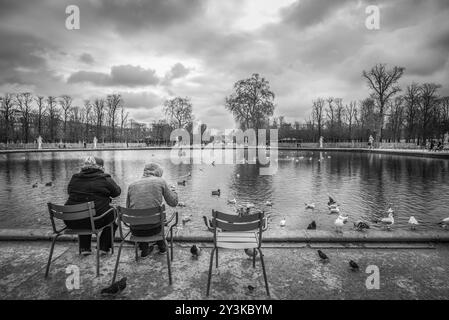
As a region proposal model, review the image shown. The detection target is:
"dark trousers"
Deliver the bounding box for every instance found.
[65,211,117,252]
[130,225,166,251]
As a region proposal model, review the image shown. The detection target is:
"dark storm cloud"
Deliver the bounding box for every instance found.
[68,65,159,87]
[79,53,94,64]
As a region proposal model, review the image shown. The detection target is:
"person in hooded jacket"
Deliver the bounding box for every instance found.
[65,156,121,256]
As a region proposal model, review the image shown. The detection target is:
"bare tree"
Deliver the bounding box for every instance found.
[83,100,92,141]
[164,96,194,129]
[35,96,46,137]
[47,96,59,142]
[0,94,15,143]
[15,92,34,143]
[404,83,420,143]
[106,94,122,141]
[312,98,325,139]
[345,101,357,140]
[59,95,73,142]
[419,83,441,143]
[362,63,405,141]
[93,98,105,141]
[120,105,129,142]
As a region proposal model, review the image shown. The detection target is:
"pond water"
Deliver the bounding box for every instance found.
[0,149,448,233]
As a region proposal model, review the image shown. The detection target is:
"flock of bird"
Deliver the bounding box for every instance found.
[31,181,53,188]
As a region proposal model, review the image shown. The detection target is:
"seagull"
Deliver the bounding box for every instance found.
[307,221,317,230]
[317,250,329,262]
[190,245,201,258]
[334,215,348,233]
[265,201,273,206]
[228,198,237,205]
[353,221,370,231]
[349,260,359,271]
[244,248,258,258]
[305,203,316,210]
[380,212,394,230]
[280,218,286,227]
[439,217,449,228]
[211,189,220,196]
[408,216,419,230]
[100,277,127,296]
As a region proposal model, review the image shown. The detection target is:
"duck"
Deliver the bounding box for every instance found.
[265,201,273,206]
[334,215,348,233]
[380,212,394,230]
[211,161,215,166]
[45,182,52,187]
[211,189,220,196]
[317,250,329,262]
[327,196,337,206]
[100,277,127,296]
[280,217,286,227]
[227,198,237,205]
[190,245,201,258]
[32,182,38,188]
[353,221,370,231]
[244,248,258,258]
[305,203,316,210]
[177,180,186,186]
[349,260,359,271]
[307,221,317,230]
[408,216,419,230]
[177,202,186,207]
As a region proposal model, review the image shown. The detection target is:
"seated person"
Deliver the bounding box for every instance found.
[126,162,178,257]
[65,156,121,256]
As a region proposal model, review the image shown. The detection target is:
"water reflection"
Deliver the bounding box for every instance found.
[0,150,448,233]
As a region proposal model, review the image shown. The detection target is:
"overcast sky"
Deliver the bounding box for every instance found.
[1,0,448,130]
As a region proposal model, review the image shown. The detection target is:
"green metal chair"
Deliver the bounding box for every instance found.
[111,205,178,285]
[204,210,269,296]
[45,202,116,278]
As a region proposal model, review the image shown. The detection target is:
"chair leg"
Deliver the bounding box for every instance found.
[215,248,218,268]
[110,224,114,255]
[253,249,256,268]
[134,242,138,262]
[45,234,60,278]
[170,228,174,261]
[111,241,125,284]
[206,248,216,296]
[258,248,270,296]
[165,240,172,285]
[96,232,101,277]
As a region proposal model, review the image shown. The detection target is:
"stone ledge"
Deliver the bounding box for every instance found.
[1,228,449,243]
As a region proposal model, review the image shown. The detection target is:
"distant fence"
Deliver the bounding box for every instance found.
[279,142,425,150]
[0,142,152,150]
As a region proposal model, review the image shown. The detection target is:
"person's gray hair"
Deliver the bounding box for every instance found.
[142,162,163,177]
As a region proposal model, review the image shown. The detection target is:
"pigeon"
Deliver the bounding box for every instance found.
[211,189,220,196]
[317,250,329,261]
[349,260,359,271]
[305,203,316,210]
[327,196,336,206]
[244,248,258,257]
[280,218,286,227]
[45,182,52,186]
[408,216,419,230]
[353,221,370,231]
[307,221,317,230]
[265,201,273,206]
[190,245,201,258]
[177,180,186,186]
[101,277,127,296]
[247,285,255,292]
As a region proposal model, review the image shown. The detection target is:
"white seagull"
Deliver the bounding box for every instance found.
[305,203,316,210]
[380,212,394,230]
[408,216,419,230]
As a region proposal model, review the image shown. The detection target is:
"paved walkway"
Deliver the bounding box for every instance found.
[1,241,449,300]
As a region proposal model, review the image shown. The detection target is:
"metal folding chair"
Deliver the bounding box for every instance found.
[45,202,116,278]
[204,210,269,296]
[111,205,178,285]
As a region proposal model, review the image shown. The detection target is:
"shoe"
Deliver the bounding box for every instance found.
[158,247,167,255]
[141,246,154,258]
[80,249,92,256]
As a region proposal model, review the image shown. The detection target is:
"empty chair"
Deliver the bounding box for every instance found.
[204,210,269,296]
[45,202,116,278]
[111,205,178,285]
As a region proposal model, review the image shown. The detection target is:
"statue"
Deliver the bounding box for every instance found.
[93,136,97,149]
[37,136,42,150]
[319,136,324,148]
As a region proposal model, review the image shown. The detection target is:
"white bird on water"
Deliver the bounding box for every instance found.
[408,216,419,230]
[265,201,273,206]
[280,217,286,227]
[305,203,316,210]
[228,198,237,205]
[380,212,394,230]
[334,215,348,233]
[439,217,449,228]
[329,205,340,214]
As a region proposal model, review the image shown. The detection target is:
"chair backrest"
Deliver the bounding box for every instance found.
[117,205,166,239]
[47,202,96,233]
[211,210,265,246]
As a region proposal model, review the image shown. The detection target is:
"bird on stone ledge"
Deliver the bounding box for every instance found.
[100,277,127,297]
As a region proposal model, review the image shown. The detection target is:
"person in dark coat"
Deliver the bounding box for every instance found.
[65,156,121,255]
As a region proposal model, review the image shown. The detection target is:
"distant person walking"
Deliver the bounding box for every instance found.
[126,162,178,257]
[64,156,121,255]
[368,135,374,149]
